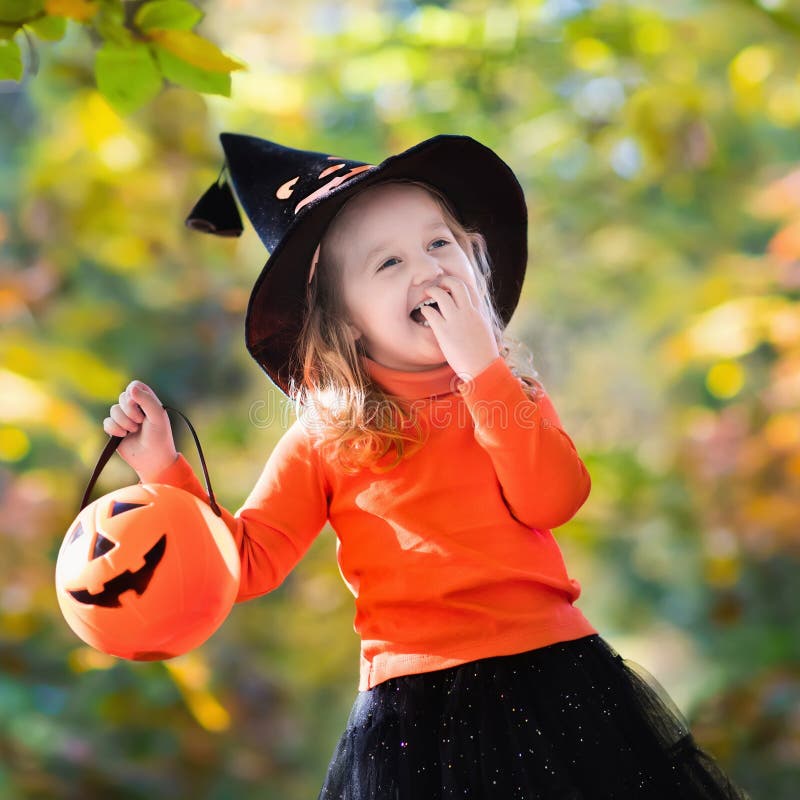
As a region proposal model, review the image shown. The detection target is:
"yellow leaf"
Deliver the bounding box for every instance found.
[44,0,99,22]
[68,647,117,673]
[705,361,745,399]
[570,37,614,72]
[165,653,231,732]
[147,29,245,73]
[0,426,30,461]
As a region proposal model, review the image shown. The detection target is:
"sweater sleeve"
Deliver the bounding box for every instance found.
[456,356,591,530]
[145,419,330,602]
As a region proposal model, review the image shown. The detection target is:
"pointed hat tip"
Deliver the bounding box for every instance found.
[184,176,243,238]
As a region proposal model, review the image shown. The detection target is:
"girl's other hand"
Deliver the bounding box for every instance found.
[103,381,178,483]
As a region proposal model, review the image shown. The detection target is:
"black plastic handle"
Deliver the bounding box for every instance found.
[79,404,222,517]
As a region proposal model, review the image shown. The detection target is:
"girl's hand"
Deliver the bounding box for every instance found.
[418,275,500,381]
[103,381,178,483]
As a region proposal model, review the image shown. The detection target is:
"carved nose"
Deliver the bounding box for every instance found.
[92,532,116,560]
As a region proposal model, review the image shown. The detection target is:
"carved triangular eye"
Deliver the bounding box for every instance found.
[111,501,147,516]
[92,532,116,560]
[66,521,86,545]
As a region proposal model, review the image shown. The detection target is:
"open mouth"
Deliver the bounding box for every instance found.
[410,299,439,326]
[68,534,167,608]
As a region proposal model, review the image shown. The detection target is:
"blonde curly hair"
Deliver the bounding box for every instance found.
[288,178,542,473]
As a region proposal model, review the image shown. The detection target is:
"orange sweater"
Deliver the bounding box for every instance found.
[149,355,598,690]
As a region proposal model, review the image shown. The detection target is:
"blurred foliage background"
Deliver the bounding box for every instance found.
[1,0,799,797]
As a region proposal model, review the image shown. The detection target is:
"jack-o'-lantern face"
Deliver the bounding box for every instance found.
[57,496,166,608]
[55,483,240,661]
[61,501,165,608]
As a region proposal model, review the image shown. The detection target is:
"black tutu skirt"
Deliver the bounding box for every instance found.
[317,634,752,800]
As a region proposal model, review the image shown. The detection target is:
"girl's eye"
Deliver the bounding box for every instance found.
[376,239,449,271]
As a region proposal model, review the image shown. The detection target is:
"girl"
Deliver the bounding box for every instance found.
[104,133,751,799]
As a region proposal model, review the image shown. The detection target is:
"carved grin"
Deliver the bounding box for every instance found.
[68,535,167,608]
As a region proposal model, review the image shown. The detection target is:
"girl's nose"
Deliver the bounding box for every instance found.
[411,252,444,283]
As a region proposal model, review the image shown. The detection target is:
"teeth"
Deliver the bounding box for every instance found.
[410,297,438,328]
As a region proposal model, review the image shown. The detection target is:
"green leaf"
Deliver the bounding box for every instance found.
[153,44,230,96]
[95,43,163,115]
[92,2,131,46]
[0,38,22,80]
[0,23,20,39]
[27,14,67,40]
[147,29,245,72]
[135,0,202,32]
[0,0,44,23]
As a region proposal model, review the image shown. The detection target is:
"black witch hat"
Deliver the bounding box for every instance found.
[185,133,528,396]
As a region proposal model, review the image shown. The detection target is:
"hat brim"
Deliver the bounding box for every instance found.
[242,135,527,396]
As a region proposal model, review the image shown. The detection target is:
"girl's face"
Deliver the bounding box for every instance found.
[324,182,479,372]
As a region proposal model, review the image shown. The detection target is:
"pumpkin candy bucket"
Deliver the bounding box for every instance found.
[56,406,240,661]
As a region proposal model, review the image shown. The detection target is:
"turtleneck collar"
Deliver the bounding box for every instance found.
[361,355,461,399]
